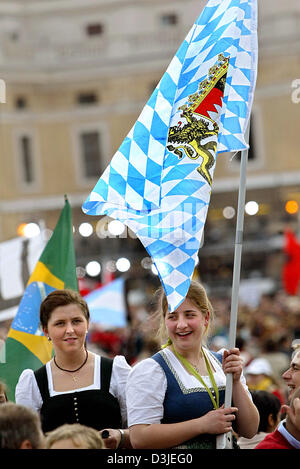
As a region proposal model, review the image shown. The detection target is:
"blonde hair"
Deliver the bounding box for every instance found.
[45,423,104,449]
[155,280,214,346]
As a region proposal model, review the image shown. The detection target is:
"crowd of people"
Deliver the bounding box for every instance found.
[0,281,300,450]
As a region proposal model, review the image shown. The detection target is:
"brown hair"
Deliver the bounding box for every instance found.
[156,280,214,345]
[0,403,44,449]
[45,423,104,449]
[40,289,90,329]
[0,380,8,403]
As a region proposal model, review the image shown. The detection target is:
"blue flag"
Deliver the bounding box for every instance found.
[84,278,127,329]
[82,0,258,312]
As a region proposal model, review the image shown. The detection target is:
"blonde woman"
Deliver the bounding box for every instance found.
[126,281,259,449]
[45,423,105,449]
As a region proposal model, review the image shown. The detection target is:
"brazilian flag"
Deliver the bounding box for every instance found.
[0,197,78,400]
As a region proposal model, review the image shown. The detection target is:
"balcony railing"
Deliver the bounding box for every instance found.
[0,28,187,71]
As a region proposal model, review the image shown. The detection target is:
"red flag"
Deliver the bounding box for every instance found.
[282,230,300,295]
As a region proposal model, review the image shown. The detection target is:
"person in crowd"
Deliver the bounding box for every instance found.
[234,336,252,367]
[45,423,104,449]
[238,390,281,449]
[126,281,259,449]
[292,339,300,352]
[255,387,300,449]
[282,344,300,401]
[15,289,131,449]
[0,402,45,449]
[0,380,8,404]
[245,357,285,405]
[260,338,290,383]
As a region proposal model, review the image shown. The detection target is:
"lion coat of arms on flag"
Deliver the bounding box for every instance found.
[167,53,229,187]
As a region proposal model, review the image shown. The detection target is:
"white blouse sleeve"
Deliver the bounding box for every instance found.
[126,358,167,427]
[109,355,132,427]
[15,369,43,413]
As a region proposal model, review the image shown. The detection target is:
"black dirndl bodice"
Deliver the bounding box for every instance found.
[34,356,122,433]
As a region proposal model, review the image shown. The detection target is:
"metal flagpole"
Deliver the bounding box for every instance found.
[0,79,5,104]
[216,122,250,449]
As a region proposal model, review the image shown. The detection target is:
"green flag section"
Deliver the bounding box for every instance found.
[0,197,78,401]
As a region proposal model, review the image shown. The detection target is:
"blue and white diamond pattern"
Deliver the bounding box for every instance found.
[82,0,258,312]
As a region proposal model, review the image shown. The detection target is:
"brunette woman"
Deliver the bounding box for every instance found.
[16,289,131,449]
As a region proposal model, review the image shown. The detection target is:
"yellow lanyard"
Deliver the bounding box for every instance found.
[171,346,220,410]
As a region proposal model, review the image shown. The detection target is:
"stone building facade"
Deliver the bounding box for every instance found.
[0,0,299,298]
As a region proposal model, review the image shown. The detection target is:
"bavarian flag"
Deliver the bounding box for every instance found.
[82,0,258,313]
[0,196,78,400]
